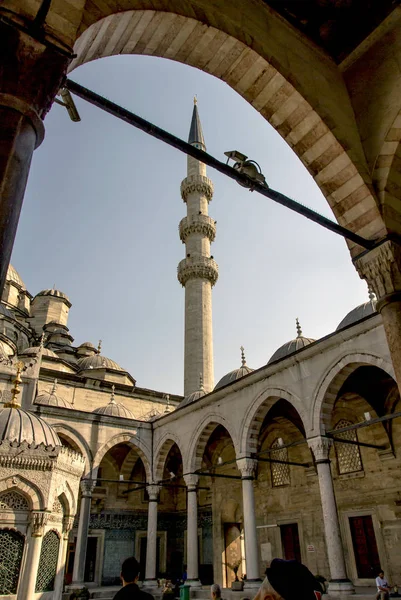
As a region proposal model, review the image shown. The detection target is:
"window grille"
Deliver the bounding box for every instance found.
[35,531,60,592]
[0,491,29,511]
[52,497,64,514]
[334,419,363,474]
[270,438,290,487]
[0,529,25,594]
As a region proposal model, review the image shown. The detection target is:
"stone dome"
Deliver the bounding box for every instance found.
[20,346,59,359]
[0,406,61,446]
[268,319,315,364]
[215,347,254,390]
[78,342,96,349]
[35,289,71,304]
[77,354,124,372]
[93,388,133,419]
[180,375,206,407]
[36,380,73,409]
[6,265,24,288]
[336,294,377,331]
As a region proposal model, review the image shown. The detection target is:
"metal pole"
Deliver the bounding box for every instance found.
[66,79,375,251]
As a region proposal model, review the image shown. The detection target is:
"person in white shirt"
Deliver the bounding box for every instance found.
[376,570,391,600]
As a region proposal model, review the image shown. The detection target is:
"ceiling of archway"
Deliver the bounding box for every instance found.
[263,0,400,63]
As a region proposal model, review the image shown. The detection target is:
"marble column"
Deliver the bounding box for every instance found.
[18,511,47,600]
[236,458,261,589]
[71,479,95,587]
[308,437,354,596]
[355,240,401,395]
[0,20,70,295]
[183,474,202,587]
[54,516,74,599]
[145,485,161,587]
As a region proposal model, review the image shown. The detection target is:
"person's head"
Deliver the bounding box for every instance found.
[211,583,222,599]
[261,559,322,600]
[379,570,385,578]
[121,557,140,586]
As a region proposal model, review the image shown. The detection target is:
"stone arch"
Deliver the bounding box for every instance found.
[154,432,185,483]
[69,9,385,253]
[240,386,307,456]
[0,475,45,511]
[53,482,75,515]
[312,352,395,434]
[52,423,93,474]
[93,432,151,481]
[186,413,238,474]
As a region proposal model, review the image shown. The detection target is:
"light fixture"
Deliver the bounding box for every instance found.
[217,456,223,465]
[169,471,176,479]
[364,412,372,421]
[278,438,284,447]
[119,474,124,481]
[54,88,81,122]
[224,150,268,188]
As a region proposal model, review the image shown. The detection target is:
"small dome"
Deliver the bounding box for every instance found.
[35,289,70,304]
[78,342,96,349]
[77,354,124,372]
[180,375,206,407]
[336,295,377,331]
[268,319,315,364]
[0,407,60,446]
[36,380,73,409]
[215,347,254,390]
[6,265,25,288]
[93,387,133,419]
[20,346,59,359]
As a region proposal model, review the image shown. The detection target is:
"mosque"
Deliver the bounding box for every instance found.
[0,102,400,600]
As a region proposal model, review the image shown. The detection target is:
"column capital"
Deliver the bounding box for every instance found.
[80,479,95,497]
[236,457,258,479]
[147,484,161,501]
[184,474,199,490]
[62,515,74,537]
[31,511,48,537]
[354,240,401,307]
[307,436,333,461]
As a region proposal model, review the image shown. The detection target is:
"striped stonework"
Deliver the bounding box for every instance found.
[69,10,386,256]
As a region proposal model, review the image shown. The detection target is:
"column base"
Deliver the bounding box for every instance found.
[328,579,355,596]
[186,579,202,588]
[244,579,262,590]
[143,579,159,589]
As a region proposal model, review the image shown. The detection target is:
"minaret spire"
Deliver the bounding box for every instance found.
[178,101,218,396]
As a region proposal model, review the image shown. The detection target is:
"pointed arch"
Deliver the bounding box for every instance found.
[240,386,307,456]
[0,475,45,511]
[51,423,93,475]
[154,432,185,483]
[185,413,238,474]
[93,432,151,481]
[311,352,395,434]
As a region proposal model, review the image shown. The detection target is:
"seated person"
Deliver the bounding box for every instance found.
[376,570,391,600]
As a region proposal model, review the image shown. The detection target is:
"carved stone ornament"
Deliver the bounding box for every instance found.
[31,511,49,537]
[307,436,333,461]
[355,240,401,305]
[181,175,214,202]
[179,215,216,243]
[147,484,161,501]
[80,479,96,497]
[236,457,257,478]
[177,256,218,286]
[183,474,199,491]
[62,515,74,535]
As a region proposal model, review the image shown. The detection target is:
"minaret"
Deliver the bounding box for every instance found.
[178,99,218,396]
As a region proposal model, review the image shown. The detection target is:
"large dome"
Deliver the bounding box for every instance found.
[93,388,133,419]
[0,406,61,447]
[77,354,124,372]
[215,347,254,390]
[268,320,315,364]
[36,380,73,409]
[6,265,24,288]
[336,294,377,331]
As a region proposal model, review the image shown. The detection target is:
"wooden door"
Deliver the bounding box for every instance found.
[349,515,381,578]
[224,523,242,586]
[280,523,301,562]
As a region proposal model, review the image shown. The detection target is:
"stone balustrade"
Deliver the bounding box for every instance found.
[179,214,216,243]
[180,175,214,202]
[177,256,218,286]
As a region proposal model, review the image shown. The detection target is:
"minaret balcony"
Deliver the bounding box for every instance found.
[180,175,214,202]
[177,256,218,287]
[179,215,216,243]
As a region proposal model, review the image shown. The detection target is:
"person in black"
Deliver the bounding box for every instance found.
[113,557,155,600]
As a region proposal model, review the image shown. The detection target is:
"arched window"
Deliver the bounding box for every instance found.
[334,419,363,474]
[0,529,25,594]
[0,491,29,511]
[35,530,60,592]
[270,438,290,487]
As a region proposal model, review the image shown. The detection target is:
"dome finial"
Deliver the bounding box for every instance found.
[5,362,24,408]
[39,332,46,348]
[199,372,204,391]
[194,95,197,105]
[97,339,102,354]
[368,284,375,302]
[110,384,116,404]
[51,378,58,395]
[240,345,246,366]
[296,318,303,338]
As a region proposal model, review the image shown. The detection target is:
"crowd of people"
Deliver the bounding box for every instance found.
[110,557,398,600]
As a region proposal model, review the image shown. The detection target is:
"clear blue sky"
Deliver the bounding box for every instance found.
[14,54,369,395]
